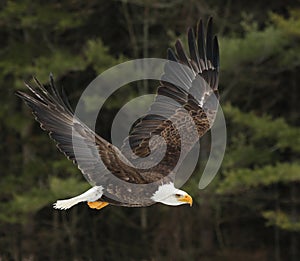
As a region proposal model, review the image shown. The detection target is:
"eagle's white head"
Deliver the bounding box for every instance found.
[151,183,193,206]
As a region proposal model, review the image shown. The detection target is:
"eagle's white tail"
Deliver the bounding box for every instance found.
[53,186,104,210]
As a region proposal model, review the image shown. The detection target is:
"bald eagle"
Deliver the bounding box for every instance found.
[16,18,219,210]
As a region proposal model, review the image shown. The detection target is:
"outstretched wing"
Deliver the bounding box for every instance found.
[121,18,220,175]
[16,76,147,185]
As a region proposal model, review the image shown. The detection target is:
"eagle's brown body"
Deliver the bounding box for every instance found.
[16,18,219,208]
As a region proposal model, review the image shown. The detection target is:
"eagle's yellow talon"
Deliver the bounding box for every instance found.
[87,201,109,210]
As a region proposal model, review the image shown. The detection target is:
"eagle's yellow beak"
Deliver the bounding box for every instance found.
[179,194,193,206]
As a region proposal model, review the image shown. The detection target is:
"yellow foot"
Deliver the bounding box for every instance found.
[87,201,109,210]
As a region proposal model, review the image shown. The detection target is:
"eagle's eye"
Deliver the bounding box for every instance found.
[175,194,181,198]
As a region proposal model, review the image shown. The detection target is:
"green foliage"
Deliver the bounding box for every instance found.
[217,163,300,194]
[84,38,125,74]
[223,104,300,153]
[13,188,54,215]
[0,176,89,224]
[263,210,300,232]
[220,9,300,73]
[28,51,86,83]
[0,1,85,30]
[217,103,300,234]
[220,25,285,72]
[269,10,300,68]
[49,176,90,199]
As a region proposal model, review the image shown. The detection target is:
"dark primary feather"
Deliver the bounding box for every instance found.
[121,18,220,175]
[175,40,192,68]
[206,17,213,65]
[167,48,178,62]
[188,27,200,71]
[16,76,148,186]
[197,19,207,67]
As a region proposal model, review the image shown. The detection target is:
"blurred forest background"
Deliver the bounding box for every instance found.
[0,0,300,260]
